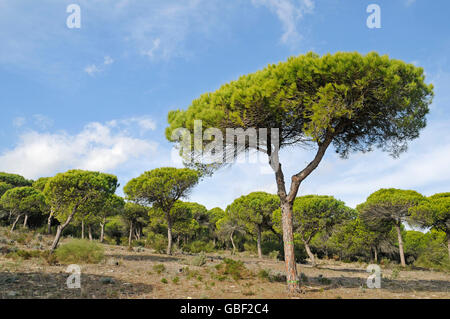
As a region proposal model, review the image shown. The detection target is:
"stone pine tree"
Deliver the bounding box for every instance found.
[410,192,450,258]
[44,170,119,252]
[359,188,424,267]
[273,195,351,266]
[166,52,434,291]
[124,167,200,255]
[0,186,45,232]
[226,192,280,259]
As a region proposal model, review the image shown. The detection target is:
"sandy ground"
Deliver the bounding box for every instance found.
[1,241,449,299]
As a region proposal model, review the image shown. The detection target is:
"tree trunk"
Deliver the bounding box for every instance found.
[23,214,29,228]
[10,214,22,232]
[100,220,105,243]
[447,233,450,259]
[50,197,86,252]
[303,240,315,266]
[257,225,263,259]
[81,220,85,239]
[47,208,54,234]
[395,223,406,267]
[88,225,93,241]
[373,247,378,263]
[230,230,236,255]
[280,201,299,291]
[167,216,173,255]
[128,220,133,248]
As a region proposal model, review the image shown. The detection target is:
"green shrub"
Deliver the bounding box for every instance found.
[257,269,270,281]
[153,264,166,274]
[161,278,168,284]
[146,233,168,254]
[184,240,215,253]
[172,276,180,284]
[268,250,279,260]
[190,252,207,267]
[414,241,450,272]
[55,239,104,264]
[215,258,251,281]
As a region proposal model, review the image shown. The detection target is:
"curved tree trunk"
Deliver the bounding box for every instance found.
[257,225,263,259]
[230,230,236,255]
[395,223,406,267]
[10,214,22,233]
[23,214,29,228]
[88,225,93,241]
[303,240,315,266]
[128,220,133,248]
[47,208,54,234]
[50,197,87,252]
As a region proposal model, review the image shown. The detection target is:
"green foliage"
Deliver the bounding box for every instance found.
[153,264,166,274]
[166,52,433,160]
[55,239,104,264]
[190,252,207,267]
[185,240,215,253]
[146,232,168,253]
[410,192,450,237]
[359,188,425,230]
[214,258,251,281]
[273,195,352,244]
[0,172,33,188]
[1,186,46,225]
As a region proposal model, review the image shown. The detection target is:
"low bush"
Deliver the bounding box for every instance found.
[214,258,252,281]
[184,240,215,254]
[55,239,104,264]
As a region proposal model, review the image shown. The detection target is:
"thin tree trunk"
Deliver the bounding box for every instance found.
[395,223,406,267]
[374,247,378,263]
[81,220,85,239]
[100,218,106,243]
[303,240,315,266]
[257,225,263,259]
[47,208,54,234]
[88,225,93,241]
[447,233,450,259]
[167,216,173,255]
[23,214,29,228]
[128,220,133,248]
[10,214,22,232]
[50,198,86,252]
[230,230,236,255]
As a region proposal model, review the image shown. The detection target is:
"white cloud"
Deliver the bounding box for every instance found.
[84,64,101,76]
[13,117,26,128]
[251,0,314,45]
[32,114,53,130]
[84,56,114,76]
[0,118,158,179]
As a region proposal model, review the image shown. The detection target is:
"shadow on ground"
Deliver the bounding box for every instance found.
[108,254,180,263]
[0,272,154,299]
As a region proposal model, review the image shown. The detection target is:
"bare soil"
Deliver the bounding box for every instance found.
[1,236,449,299]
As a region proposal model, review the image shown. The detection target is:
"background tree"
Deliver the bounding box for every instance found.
[208,207,225,247]
[0,172,33,188]
[44,170,118,251]
[123,202,148,247]
[166,52,434,291]
[124,167,200,255]
[216,209,246,254]
[32,177,53,233]
[359,188,424,267]
[227,192,279,259]
[273,195,352,266]
[0,186,45,232]
[410,192,450,258]
[97,194,125,243]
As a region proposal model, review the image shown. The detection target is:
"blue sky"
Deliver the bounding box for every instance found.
[0,0,449,210]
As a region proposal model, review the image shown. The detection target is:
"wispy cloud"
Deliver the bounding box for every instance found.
[251,0,315,46]
[84,56,114,76]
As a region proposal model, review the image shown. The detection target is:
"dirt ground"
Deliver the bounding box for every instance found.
[1,238,449,299]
